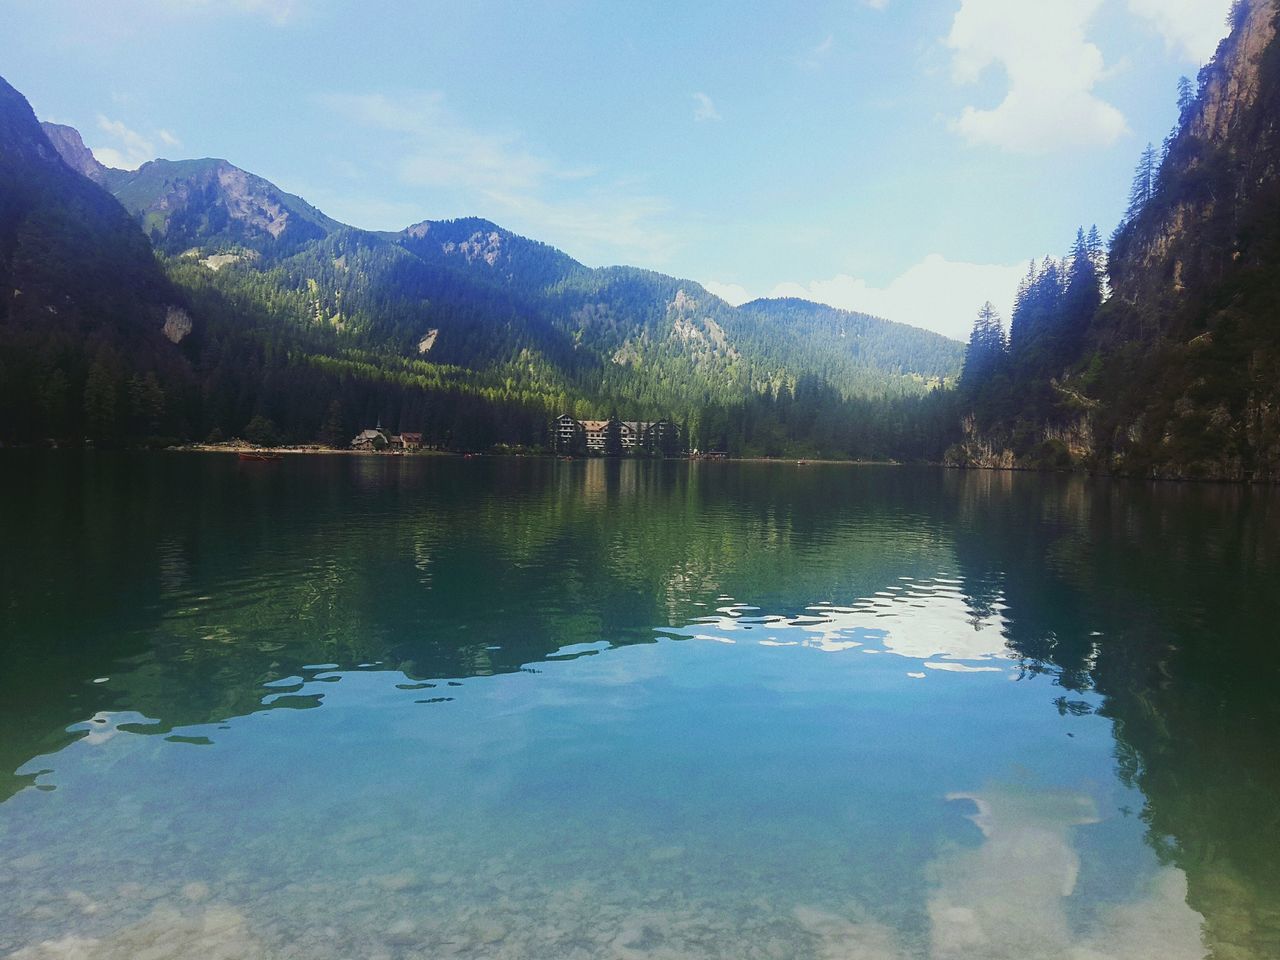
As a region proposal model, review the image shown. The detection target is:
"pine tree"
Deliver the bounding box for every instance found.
[319,398,347,447]
[1086,225,1108,298]
[1063,227,1102,352]
[960,302,1006,392]
[1010,261,1038,348]
[1176,75,1196,126]
[603,413,624,457]
[1125,144,1158,222]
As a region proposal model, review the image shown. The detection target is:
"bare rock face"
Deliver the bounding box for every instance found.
[39,122,110,184]
[945,415,1016,470]
[162,306,193,344]
[1191,0,1279,144]
[1112,0,1280,316]
[442,230,503,266]
[214,163,291,238]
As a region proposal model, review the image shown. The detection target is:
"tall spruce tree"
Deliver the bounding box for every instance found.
[960,302,1006,392]
[603,413,624,457]
[1010,260,1039,348]
[1176,75,1196,126]
[1125,143,1158,222]
[1062,227,1103,354]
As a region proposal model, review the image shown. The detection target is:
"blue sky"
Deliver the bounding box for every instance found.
[3,0,1233,339]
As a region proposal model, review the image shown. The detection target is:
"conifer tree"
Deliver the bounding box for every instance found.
[1176,75,1196,126]
[1063,228,1102,352]
[1010,261,1038,348]
[603,413,624,457]
[1125,144,1158,222]
[960,302,1006,392]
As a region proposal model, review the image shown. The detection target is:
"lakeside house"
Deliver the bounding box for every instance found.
[554,415,679,455]
[554,415,586,450]
[351,426,428,451]
[352,426,390,451]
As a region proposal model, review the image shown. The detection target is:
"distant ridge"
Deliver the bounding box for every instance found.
[35,118,962,397]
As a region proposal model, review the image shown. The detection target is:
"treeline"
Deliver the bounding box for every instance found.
[956,225,1105,441]
[687,374,959,461]
[951,8,1280,481]
[2,70,971,459]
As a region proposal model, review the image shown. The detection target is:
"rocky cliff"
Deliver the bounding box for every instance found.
[1109,0,1280,323]
[39,121,111,185]
[1097,0,1280,481]
[960,0,1280,482]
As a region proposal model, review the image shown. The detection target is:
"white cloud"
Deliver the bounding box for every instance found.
[946,0,1127,153]
[322,91,675,267]
[718,254,1029,340]
[865,0,889,9]
[692,92,722,123]
[702,281,752,305]
[91,115,155,169]
[327,92,558,196]
[1128,0,1234,64]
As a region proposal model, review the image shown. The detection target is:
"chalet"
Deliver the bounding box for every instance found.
[581,420,610,452]
[554,415,585,450]
[397,432,424,450]
[620,422,642,450]
[351,425,390,450]
[554,415,680,455]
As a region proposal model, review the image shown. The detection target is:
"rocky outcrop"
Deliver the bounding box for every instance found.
[96,155,339,256]
[1113,0,1280,312]
[944,415,1016,470]
[1052,0,1280,482]
[162,306,193,344]
[1191,0,1278,143]
[39,122,110,184]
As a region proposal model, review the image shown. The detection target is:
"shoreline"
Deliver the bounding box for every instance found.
[5,445,1273,483]
[171,444,904,466]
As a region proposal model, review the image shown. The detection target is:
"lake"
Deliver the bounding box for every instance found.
[0,454,1277,959]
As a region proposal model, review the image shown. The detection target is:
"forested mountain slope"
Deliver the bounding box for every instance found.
[0,77,191,441]
[4,68,966,453]
[14,113,963,443]
[954,0,1280,481]
[100,157,963,409]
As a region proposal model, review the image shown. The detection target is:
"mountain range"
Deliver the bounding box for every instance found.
[0,93,964,450]
[3,0,1280,474]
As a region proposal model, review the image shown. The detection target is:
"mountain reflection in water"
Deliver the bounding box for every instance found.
[0,454,1276,958]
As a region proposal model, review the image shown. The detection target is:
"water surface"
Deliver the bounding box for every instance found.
[0,455,1277,959]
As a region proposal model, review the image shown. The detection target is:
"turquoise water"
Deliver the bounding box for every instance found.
[0,455,1277,959]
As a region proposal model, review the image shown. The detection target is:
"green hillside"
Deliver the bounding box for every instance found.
[3,70,965,456]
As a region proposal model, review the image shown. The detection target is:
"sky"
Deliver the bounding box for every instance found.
[2,0,1235,340]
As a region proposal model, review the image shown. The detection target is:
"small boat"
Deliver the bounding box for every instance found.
[239,451,283,462]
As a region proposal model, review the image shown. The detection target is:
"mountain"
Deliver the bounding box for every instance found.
[8,70,963,453]
[108,157,342,257]
[33,132,961,410]
[953,0,1280,481]
[0,76,199,443]
[38,122,111,185]
[0,81,173,328]
[738,298,961,388]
